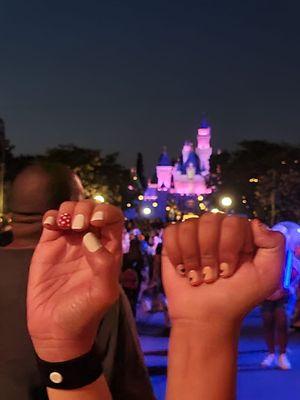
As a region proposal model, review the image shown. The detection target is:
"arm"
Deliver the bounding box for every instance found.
[27,201,124,400]
[163,214,285,400]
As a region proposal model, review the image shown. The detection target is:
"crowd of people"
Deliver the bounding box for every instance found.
[0,160,298,400]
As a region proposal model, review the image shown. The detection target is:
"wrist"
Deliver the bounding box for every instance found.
[32,337,95,362]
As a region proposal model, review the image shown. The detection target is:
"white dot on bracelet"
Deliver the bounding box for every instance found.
[50,371,63,384]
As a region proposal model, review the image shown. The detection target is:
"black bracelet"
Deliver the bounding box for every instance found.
[36,344,103,390]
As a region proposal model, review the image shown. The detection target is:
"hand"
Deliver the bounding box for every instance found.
[163,213,285,325]
[27,200,123,361]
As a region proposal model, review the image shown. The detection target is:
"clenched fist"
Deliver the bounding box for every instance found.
[163,213,285,323]
[27,200,123,362]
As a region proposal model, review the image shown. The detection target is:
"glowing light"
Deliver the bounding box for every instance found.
[133,176,138,181]
[284,250,293,288]
[166,206,171,211]
[199,203,206,210]
[281,160,286,165]
[94,194,105,203]
[142,207,152,215]
[126,203,131,208]
[138,195,144,201]
[211,208,220,214]
[128,185,134,190]
[197,195,204,201]
[182,213,199,221]
[242,199,247,204]
[152,202,158,207]
[249,178,259,183]
[220,196,233,207]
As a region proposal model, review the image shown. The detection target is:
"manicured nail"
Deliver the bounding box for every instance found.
[57,213,72,229]
[43,216,55,226]
[72,214,85,230]
[203,266,214,282]
[91,211,104,222]
[176,264,186,276]
[187,269,202,286]
[220,262,230,277]
[83,232,102,252]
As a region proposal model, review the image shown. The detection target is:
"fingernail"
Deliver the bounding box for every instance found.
[176,264,186,276]
[44,216,55,226]
[203,266,214,282]
[83,232,102,252]
[57,213,72,229]
[220,262,230,277]
[72,214,85,230]
[91,211,104,222]
[187,269,202,286]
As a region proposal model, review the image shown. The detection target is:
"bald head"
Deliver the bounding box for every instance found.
[10,163,84,214]
[7,162,84,247]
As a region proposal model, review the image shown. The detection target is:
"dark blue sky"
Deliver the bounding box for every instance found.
[1,0,299,174]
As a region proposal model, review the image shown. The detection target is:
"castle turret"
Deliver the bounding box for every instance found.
[196,117,212,175]
[156,147,173,190]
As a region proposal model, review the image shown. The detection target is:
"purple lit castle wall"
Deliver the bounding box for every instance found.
[144,118,213,201]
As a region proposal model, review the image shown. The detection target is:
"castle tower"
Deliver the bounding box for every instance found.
[182,141,193,164]
[156,147,173,190]
[196,117,212,175]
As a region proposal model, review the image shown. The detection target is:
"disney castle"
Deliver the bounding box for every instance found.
[141,118,213,219]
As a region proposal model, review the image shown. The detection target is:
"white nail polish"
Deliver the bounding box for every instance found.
[44,216,55,226]
[176,264,186,276]
[83,232,102,252]
[203,266,214,282]
[220,262,230,276]
[188,269,202,286]
[72,214,85,230]
[91,211,104,222]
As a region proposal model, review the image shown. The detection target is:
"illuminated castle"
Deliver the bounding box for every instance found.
[144,118,212,201]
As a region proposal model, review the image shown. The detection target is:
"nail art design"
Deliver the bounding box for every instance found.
[203,266,214,282]
[220,262,230,277]
[188,269,202,286]
[43,216,55,226]
[176,264,186,276]
[91,211,104,222]
[83,232,102,252]
[72,214,85,230]
[57,212,72,229]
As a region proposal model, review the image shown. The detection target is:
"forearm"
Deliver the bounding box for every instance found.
[166,320,241,400]
[47,375,112,400]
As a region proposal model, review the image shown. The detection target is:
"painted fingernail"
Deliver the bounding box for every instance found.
[83,232,102,252]
[91,211,104,222]
[187,269,202,286]
[72,214,85,230]
[57,213,72,229]
[220,262,230,277]
[203,266,215,283]
[43,216,55,226]
[176,264,186,276]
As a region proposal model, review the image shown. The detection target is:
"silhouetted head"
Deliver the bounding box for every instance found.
[8,162,84,247]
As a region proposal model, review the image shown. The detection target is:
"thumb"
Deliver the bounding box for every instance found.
[252,219,285,287]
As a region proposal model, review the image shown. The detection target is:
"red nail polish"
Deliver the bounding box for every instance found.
[57,212,72,229]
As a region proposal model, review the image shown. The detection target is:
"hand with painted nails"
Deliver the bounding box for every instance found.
[163,213,285,323]
[27,200,124,362]
[164,213,285,400]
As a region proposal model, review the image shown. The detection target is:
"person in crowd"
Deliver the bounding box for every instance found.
[0,162,154,400]
[260,240,300,369]
[290,243,300,329]
[27,208,284,399]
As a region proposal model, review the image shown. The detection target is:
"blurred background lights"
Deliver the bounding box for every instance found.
[94,194,105,203]
[220,196,233,207]
[143,207,152,215]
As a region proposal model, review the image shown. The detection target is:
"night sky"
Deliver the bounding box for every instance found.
[1,0,300,174]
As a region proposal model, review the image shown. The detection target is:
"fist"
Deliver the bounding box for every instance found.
[163,213,285,323]
[27,200,124,361]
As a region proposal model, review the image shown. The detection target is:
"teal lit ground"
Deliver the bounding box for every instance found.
[138,308,300,400]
